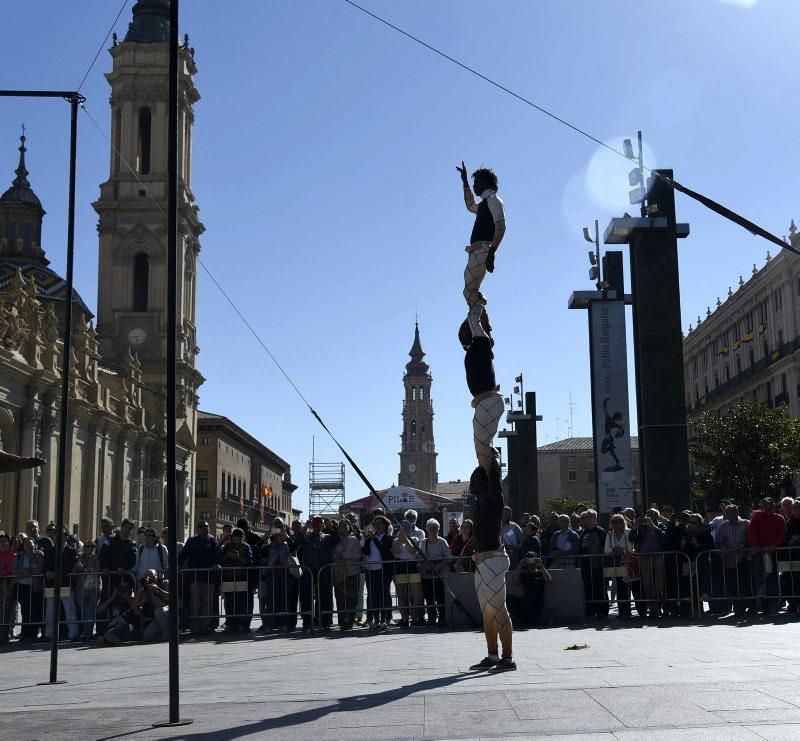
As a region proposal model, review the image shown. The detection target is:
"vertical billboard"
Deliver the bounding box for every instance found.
[588,300,634,511]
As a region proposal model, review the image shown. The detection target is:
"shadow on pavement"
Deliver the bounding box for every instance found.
[148,672,477,741]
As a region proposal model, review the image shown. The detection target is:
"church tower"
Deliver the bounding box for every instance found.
[398,323,438,492]
[93,1,204,526]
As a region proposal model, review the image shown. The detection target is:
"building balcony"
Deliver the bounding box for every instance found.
[687,336,797,414]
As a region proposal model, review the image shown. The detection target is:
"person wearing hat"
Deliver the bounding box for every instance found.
[295,516,340,632]
[747,497,787,616]
[218,528,253,633]
[179,520,220,636]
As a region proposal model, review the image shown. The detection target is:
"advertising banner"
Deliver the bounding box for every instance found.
[589,300,634,511]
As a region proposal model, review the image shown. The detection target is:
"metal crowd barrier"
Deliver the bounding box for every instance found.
[176,566,314,632]
[695,546,800,615]
[546,550,698,618]
[316,555,463,629]
[4,546,799,644]
[1,571,104,641]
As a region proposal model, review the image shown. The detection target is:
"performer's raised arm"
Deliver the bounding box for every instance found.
[457,161,479,213]
[0,449,45,474]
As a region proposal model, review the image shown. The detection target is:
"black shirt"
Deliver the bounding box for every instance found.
[464,338,496,398]
[473,478,504,552]
[471,198,495,243]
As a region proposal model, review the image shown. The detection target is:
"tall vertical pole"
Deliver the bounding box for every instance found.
[47,94,81,685]
[163,0,189,727]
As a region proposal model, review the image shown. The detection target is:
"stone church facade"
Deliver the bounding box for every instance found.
[0,2,202,538]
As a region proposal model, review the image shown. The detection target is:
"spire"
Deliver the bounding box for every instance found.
[124,0,171,43]
[405,321,429,376]
[0,128,43,211]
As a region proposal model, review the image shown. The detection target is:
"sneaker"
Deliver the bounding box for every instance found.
[469,656,500,670]
[489,658,517,673]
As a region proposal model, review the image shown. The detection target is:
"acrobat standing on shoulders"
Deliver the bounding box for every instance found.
[456,162,506,332]
[459,311,504,474]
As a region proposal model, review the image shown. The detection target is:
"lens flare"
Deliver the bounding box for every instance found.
[584,137,658,212]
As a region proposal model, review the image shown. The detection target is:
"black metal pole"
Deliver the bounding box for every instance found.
[155,0,191,728]
[47,93,82,685]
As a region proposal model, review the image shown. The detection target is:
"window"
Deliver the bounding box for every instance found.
[196,470,208,496]
[132,253,149,311]
[113,108,122,175]
[8,222,16,247]
[201,436,210,445]
[412,387,416,401]
[22,224,31,252]
[587,470,595,484]
[778,329,784,348]
[568,470,578,483]
[567,455,576,464]
[137,107,152,175]
[419,387,424,401]
[411,420,416,436]
[226,472,232,494]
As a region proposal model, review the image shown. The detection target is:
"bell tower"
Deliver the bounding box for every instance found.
[398,322,438,492]
[93,0,204,425]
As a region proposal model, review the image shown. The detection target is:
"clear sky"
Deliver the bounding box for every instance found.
[2,0,798,513]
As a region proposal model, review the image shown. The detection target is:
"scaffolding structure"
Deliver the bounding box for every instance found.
[309,462,345,517]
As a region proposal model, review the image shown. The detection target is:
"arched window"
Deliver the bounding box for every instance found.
[419,386,425,401]
[411,420,416,437]
[137,107,152,175]
[412,387,416,401]
[133,253,149,311]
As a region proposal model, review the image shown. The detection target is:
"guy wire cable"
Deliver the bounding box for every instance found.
[76,0,131,93]
[342,0,798,256]
[79,102,479,625]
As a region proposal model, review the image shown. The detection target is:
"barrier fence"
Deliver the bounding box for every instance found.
[2,547,799,642]
[695,546,800,615]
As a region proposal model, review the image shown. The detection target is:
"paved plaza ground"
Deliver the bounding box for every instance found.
[2,617,800,740]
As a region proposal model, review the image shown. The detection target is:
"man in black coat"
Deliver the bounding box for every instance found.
[295,516,340,631]
[579,510,608,618]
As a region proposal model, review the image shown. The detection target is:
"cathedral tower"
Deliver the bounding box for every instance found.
[92,0,204,529]
[398,323,437,492]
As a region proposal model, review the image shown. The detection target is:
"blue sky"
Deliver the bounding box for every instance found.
[2,0,798,512]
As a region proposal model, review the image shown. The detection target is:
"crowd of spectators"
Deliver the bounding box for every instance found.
[1,496,799,645]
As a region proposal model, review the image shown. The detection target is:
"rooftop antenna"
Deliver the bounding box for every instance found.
[569,391,574,438]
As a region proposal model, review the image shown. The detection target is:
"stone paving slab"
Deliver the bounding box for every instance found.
[3,620,800,739]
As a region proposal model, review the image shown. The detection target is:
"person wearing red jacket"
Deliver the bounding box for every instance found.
[746,498,786,616]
